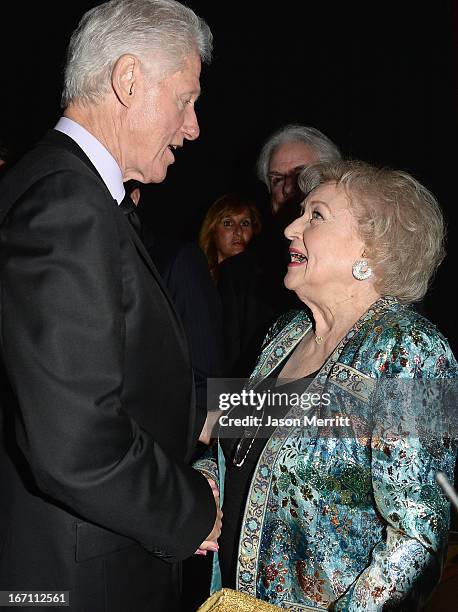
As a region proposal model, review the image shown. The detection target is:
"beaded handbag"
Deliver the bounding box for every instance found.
[197,588,282,611]
[198,588,320,611]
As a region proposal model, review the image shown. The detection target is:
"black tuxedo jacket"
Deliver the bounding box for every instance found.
[0,130,215,611]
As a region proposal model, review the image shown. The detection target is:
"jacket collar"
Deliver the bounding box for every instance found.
[247,296,399,389]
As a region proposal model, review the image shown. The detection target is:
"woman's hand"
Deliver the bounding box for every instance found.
[195,478,222,555]
[199,411,220,445]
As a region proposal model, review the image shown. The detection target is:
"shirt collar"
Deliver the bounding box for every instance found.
[54,116,125,204]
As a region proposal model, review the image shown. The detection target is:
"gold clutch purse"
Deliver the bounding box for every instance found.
[197,588,282,611]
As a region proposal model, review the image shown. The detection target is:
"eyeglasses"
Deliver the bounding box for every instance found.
[268,166,307,190]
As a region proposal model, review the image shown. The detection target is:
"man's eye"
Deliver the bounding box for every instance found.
[311,210,323,220]
[270,176,283,186]
[241,219,252,227]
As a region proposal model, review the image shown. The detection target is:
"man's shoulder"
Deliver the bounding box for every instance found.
[0,136,115,236]
[25,131,97,173]
[0,131,107,211]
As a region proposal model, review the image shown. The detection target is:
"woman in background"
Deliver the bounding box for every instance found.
[199,193,262,282]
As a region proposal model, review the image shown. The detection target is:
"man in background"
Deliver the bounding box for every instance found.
[219,124,342,376]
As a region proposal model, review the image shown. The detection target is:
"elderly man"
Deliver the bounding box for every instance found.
[218,125,342,376]
[0,1,220,611]
[257,124,342,215]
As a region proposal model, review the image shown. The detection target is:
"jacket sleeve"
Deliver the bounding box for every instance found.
[334,325,457,610]
[0,171,216,562]
[193,445,219,487]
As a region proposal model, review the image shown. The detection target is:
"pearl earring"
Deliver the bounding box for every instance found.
[352,259,372,280]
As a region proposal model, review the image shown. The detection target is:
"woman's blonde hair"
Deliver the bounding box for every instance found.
[198,193,262,282]
[298,160,446,303]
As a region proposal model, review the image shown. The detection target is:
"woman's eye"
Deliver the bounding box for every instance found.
[311,210,323,220]
[222,219,233,227]
[240,219,252,227]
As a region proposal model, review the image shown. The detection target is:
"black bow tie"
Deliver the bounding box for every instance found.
[119,193,142,237]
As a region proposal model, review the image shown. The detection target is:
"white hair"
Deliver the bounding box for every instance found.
[61,0,213,107]
[256,124,342,190]
[299,160,446,303]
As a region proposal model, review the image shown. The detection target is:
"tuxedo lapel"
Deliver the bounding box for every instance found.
[119,204,172,291]
[130,221,191,350]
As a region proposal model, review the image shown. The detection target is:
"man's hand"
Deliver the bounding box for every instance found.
[195,478,222,555]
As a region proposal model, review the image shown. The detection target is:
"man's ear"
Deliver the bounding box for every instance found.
[112,54,138,107]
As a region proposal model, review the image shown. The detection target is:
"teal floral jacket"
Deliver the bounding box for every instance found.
[197,297,457,610]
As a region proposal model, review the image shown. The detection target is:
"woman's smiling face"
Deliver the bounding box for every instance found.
[284,182,367,302]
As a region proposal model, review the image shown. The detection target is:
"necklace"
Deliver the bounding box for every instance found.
[232,407,265,467]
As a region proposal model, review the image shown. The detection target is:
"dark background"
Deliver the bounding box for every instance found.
[1,1,457,351]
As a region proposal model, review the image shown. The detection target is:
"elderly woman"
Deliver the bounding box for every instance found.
[199,193,262,282]
[198,160,457,610]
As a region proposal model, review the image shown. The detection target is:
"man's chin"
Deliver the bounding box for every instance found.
[149,164,169,184]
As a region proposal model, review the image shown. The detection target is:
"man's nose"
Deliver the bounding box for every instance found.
[182,106,200,141]
[282,174,297,198]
